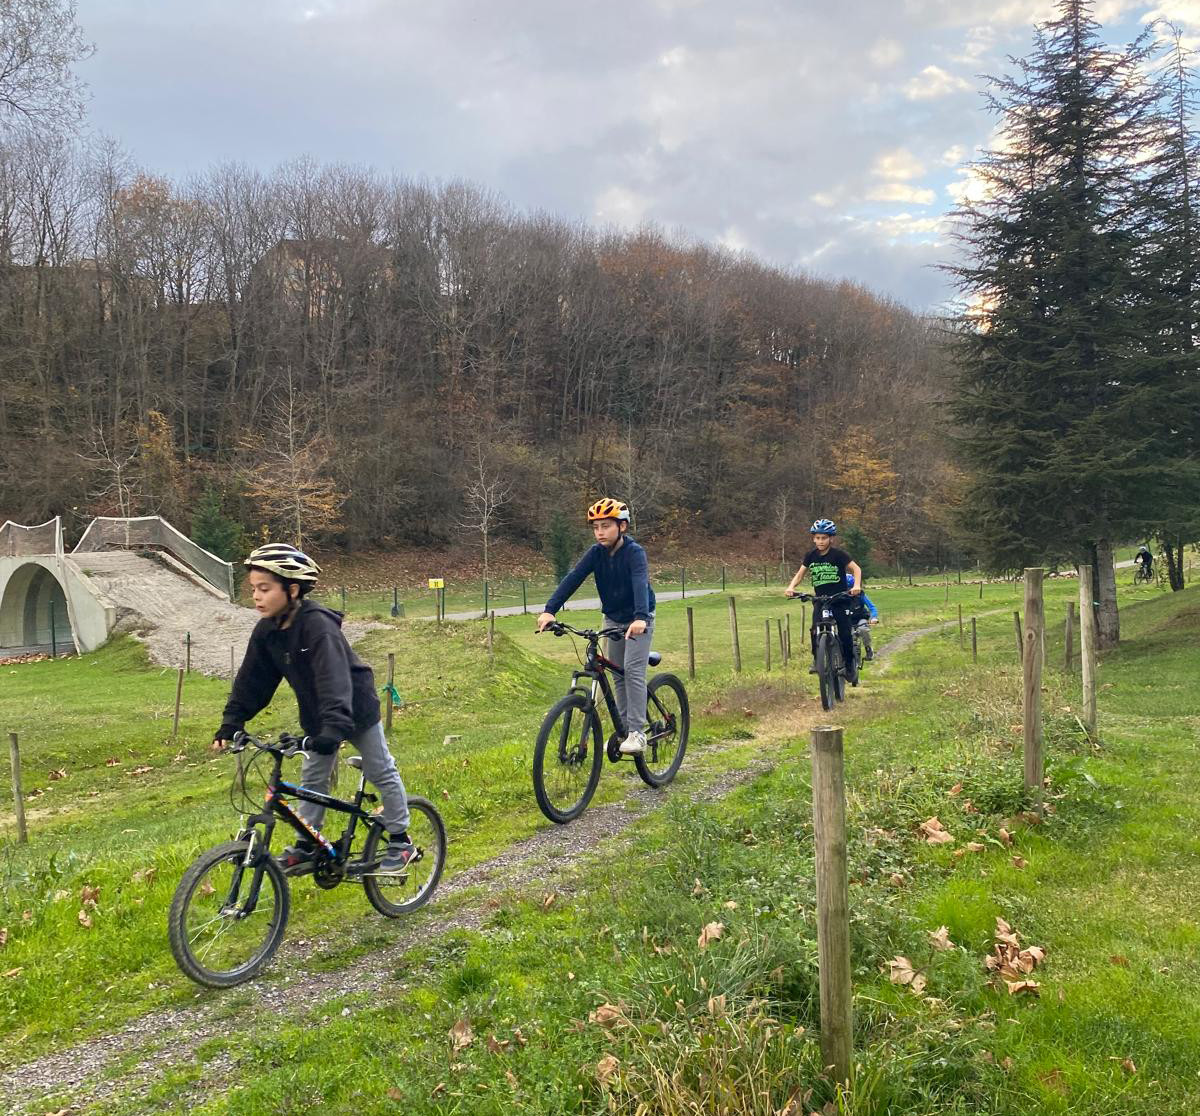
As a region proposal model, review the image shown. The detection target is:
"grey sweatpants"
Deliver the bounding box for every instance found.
[604,614,655,736]
[296,721,410,835]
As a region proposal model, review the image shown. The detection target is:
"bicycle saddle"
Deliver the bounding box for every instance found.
[346,755,363,770]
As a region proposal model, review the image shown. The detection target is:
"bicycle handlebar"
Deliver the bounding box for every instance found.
[787,590,855,604]
[538,620,626,641]
[230,730,311,759]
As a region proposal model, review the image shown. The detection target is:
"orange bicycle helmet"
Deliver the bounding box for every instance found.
[587,498,630,522]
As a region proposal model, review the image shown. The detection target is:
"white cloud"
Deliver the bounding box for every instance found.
[867,182,937,204]
[594,185,650,226]
[810,191,840,208]
[869,38,905,66]
[905,64,973,99]
[659,45,687,67]
[942,144,967,166]
[872,148,926,180]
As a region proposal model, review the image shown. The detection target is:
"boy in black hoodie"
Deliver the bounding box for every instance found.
[213,543,413,875]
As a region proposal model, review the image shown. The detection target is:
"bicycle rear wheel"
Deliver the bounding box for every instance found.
[815,634,835,712]
[169,839,290,988]
[533,693,604,823]
[362,796,446,917]
[635,673,690,788]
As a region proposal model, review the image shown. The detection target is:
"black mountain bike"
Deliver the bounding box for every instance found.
[791,590,856,712]
[1133,562,1154,585]
[169,731,446,988]
[532,621,690,823]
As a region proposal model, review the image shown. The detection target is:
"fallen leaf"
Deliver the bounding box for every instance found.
[105,757,121,766]
[1005,979,1040,996]
[998,827,1013,846]
[132,866,157,886]
[80,885,100,908]
[431,1082,446,1097]
[1121,1057,1136,1075]
[953,848,967,860]
[387,1087,403,1100]
[449,1018,474,1053]
[441,789,450,800]
[198,879,215,897]
[512,1028,527,1046]
[588,1003,628,1029]
[77,909,92,929]
[948,782,963,796]
[1012,855,1027,870]
[691,877,705,896]
[966,842,985,853]
[541,892,557,912]
[505,1068,517,1088]
[918,817,955,845]
[48,768,67,781]
[723,900,738,910]
[1001,1056,1014,1071]
[888,956,928,994]
[888,872,905,887]
[3,968,20,978]
[698,921,725,950]
[595,1054,620,1085]
[962,799,981,815]
[487,1034,510,1054]
[1109,955,1129,967]
[929,926,954,951]
[995,918,1020,948]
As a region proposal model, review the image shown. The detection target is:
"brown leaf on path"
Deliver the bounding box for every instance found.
[918,816,955,844]
[595,1054,620,1085]
[698,921,725,950]
[588,1003,628,1029]
[966,842,985,853]
[449,1018,474,1053]
[541,892,556,912]
[80,885,100,908]
[998,827,1013,846]
[929,926,954,951]
[487,1034,510,1054]
[77,909,92,929]
[1012,855,1027,869]
[1005,979,1040,996]
[948,782,963,796]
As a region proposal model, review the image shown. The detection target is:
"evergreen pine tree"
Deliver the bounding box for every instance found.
[192,484,243,562]
[948,0,1175,644]
[543,510,581,582]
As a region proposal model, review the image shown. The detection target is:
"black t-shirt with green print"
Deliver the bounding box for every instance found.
[803,547,852,597]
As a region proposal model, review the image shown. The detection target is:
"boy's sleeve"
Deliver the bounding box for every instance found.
[862,593,878,618]
[629,545,651,621]
[544,548,596,614]
[307,630,357,743]
[218,627,283,737]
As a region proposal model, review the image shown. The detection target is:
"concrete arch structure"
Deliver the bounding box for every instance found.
[0,554,116,655]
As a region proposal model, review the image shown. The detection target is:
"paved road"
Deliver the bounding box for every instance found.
[441,587,720,621]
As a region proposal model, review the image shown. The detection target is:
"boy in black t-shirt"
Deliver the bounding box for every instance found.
[784,517,863,684]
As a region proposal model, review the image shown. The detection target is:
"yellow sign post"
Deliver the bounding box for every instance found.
[428,578,445,623]
[427,578,444,589]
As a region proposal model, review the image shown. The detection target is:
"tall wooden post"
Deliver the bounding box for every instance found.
[1078,564,1098,738]
[971,617,977,664]
[1023,569,1045,811]
[681,567,686,599]
[172,667,185,739]
[811,726,853,1085]
[385,653,396,731]
[944,579,949,603]
[185,631,191,674]
[764,619,771,671]
[957,604,963,649]
[521,580,527,615]
[785,614,792,663]
[1013,611,1023,661]
[8,732,27,843]
[979,578,984,600]
[686,606,696,680]
[1064,602,1075,672]
[728,596,742,672]
[777,617,786,664]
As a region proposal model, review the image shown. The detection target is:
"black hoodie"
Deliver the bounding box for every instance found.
[219,599,380,742]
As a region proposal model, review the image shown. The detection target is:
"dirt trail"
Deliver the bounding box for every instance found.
[3,616,935,1112]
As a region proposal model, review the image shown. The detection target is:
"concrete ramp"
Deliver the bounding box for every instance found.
[78,550,259,676]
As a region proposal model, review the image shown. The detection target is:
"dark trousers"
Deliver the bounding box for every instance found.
[810,601,856,673]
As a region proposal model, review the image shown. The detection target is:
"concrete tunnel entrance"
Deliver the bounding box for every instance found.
[0,562,75,655]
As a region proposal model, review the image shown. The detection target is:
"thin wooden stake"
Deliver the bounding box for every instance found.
[8,732,27,843]
[1079,564,1098,738]
[1023,569,1045,812]
[1013,610,1023,661]
[777,617,785,665]
[785,613,792,664]
[686,606,696,680]
[971,616,977,663]
[385,652,396,731]
[1064,601,1075,672]
[979,578,984,599]
[811,725,853,1085]
[728,596,742,672]
[172,667,185,739]
[185,631,191,674]
[764,619,771,671]
[957,604,963,649]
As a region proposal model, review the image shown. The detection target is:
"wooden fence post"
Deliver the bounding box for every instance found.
[172,667,185,739]
[1023,569,1045,811]
[957,604,963,649]
[971,616,977,663]
[1064,602,1075,672]
[8,732,27,843]
[185,631,191,674]
[979,578,984,600]
[728,596,742,672]
[1013,610,1023,661]
[686,606,696,680]
[786,613,792,663]
[488,611,495,667]
[764,619,771,671]
[777,617,786,665]
[385,652,396,731]
[1078,564,1098,738]
[811,726,853,1085]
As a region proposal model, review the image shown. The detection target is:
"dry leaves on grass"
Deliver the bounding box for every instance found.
[888,956,927,995]
[486,1034,510,1054]
[998,827,1013,846]
[984,917,1046,996]
[541,892,557,912]
[918,817,955,845]
[691,877,706,897]
[449,1018,474,1054]
[48,768,67,781]
[698,921,725,950]
[77,909,92,930]
[80,885,100,908]
[928,926,955,951]
[588,1003,629,1029]
[595,1054,620,1085]
[1012,855,1028,870]
[0,927,6,948]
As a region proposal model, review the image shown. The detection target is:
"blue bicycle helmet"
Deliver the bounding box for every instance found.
[810,518,837,535]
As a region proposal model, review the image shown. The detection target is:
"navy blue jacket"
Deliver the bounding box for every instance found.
[544,538,655,624]
[218,599,380,742]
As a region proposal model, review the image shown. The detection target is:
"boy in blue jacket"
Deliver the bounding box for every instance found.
[537,498,656,755]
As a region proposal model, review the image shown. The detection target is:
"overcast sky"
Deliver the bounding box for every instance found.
[75,0,1198,310]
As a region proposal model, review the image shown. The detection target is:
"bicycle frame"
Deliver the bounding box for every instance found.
[567,638,629,740]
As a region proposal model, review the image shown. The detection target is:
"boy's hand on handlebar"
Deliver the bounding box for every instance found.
[849,585,862,595]
[535,611,556,632]
[625,619,647,640]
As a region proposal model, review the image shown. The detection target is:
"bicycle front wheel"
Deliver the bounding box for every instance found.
[168,839,290,988]
[815,634,836,712]
[635,673,690,787]
[362,796,447,917]
[533,693,604,823]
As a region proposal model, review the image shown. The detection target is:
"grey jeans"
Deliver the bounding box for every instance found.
[604,614,655,736]
[296,721,410,835]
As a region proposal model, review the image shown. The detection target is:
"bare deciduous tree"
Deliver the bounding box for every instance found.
[457,442,511,583]
[0,0,93,130]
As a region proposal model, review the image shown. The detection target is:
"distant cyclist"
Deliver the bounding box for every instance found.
[846,572,879,661]
[784,518,863,684]
[1135,545,1153,580]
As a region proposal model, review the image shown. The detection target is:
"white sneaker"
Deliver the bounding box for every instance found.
[619,730,647,756]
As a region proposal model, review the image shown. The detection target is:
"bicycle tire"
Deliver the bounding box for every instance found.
[168,839,290,988]
[634,673,690,788]
[362,796,447,917]
[816,635,835,711]
[533,692,604,823]
[831,639,847,701]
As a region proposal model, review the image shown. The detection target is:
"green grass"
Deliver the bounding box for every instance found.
[4,574,1196,1113]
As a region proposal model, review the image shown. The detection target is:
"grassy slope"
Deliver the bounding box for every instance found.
[3,574,1185,1113]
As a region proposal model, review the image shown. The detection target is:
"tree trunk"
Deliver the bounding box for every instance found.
[1094,538,1119,649]
[1162,535,1186,591]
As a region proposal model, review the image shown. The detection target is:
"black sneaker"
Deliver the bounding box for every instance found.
[808,663,819,675]
[277,842,316,876]
[864,649,874,662]
[379,838,416,875]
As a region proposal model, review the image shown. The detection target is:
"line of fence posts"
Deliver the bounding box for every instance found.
[1022,569,1045,815]
[8,731,27,843]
